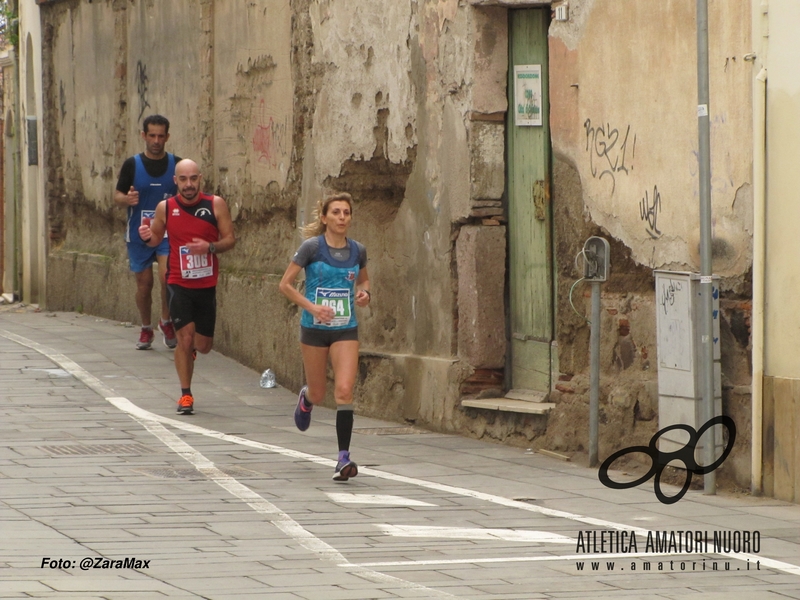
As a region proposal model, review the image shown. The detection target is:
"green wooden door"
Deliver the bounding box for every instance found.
[507,8,552,393]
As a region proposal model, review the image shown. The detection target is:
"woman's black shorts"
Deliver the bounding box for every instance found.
[300,326,358,347]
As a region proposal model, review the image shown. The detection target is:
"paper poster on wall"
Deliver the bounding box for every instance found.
[514,65,542,127]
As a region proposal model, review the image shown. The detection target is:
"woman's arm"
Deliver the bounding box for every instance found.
[279,261,335,323]
[355,267,371,307]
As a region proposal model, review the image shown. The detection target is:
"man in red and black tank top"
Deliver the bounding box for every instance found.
[138,159,236,415]
[164,192,221,288]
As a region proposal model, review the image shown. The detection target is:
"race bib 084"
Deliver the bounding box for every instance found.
[179,246,213,280]
[314,287,351,327]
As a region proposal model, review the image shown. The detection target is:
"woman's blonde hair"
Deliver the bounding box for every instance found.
[301,192,354,238]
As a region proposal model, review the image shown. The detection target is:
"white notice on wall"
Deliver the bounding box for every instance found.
[514,65,543,127]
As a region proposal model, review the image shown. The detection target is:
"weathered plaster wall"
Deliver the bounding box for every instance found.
[46,0,212,256]
[550,0,753,278]
[39,0,754,490]
[47,1,118,260]
[308,1,417,186]
[127,0,210,160]
[214,0,293,201]
[55,5,116,212]
[41,0,502,433]
[43,0,303,388]
[545,0,753,488]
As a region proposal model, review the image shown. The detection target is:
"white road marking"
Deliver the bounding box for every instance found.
[1,331,454,598]
[4,328,800,578]
[328,493,436,507]
[115,399,453,595]
[376,524,575,543]
[23,367,71,377]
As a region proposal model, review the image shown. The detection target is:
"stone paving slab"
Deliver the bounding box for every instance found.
[1,308,799,599]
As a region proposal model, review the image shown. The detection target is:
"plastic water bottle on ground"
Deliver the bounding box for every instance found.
[259,369,276,388]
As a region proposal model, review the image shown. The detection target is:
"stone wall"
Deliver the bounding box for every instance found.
[40,0,501,428]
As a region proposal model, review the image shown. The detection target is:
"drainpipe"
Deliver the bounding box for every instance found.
[750,70,767,495]
[750,0,768,497]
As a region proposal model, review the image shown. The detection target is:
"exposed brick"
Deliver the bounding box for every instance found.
[618,319,630,337]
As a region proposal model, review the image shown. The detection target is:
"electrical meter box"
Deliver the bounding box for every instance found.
[583,236,610,282]
[654,271,723,458]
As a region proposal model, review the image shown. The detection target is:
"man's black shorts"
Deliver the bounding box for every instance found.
[167,284,217,337]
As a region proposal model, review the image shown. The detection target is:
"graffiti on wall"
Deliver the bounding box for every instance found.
[252,99,289,168]
[583,119,636,194]
[136,61,151,122]
[639,185,662,239]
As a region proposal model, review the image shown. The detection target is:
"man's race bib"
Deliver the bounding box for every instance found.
[179,246,213,279]
[140,210,167,238]
[314,288,351,327]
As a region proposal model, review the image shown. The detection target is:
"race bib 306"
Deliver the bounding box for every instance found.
[179,246,213,280]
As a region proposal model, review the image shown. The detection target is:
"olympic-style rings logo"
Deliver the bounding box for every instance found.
[598,416,736,505]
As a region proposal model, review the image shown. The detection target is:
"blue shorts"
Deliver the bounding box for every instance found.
[127,238,169,273]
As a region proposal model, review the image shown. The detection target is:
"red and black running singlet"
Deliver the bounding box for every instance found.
[164,193,220,288]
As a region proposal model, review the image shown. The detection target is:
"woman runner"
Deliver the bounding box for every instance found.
[279,192,371,481]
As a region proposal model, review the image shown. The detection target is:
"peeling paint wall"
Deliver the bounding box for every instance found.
[215,0,293,201]
[547,0,753,489]
[308,1,417,184]
[54,4,117,211]
[40,0,495,435]
[550,0,753,277]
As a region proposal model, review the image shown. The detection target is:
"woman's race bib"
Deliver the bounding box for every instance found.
[314,288,351,327]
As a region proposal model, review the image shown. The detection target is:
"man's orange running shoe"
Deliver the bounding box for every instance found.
[176,394,194,415]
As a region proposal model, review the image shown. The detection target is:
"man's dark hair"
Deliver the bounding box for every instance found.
[142,114,170,134]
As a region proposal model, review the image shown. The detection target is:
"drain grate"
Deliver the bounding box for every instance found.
[353,426,428,435]
[41,443,153,456]
[130,465,267,480]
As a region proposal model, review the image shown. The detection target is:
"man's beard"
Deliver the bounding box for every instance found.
[180,188,198,201]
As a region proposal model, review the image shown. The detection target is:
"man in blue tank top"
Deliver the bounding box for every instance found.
[115,115,181,350]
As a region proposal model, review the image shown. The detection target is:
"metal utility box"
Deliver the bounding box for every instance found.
[583,236,610,282]
[654,271,722,458]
